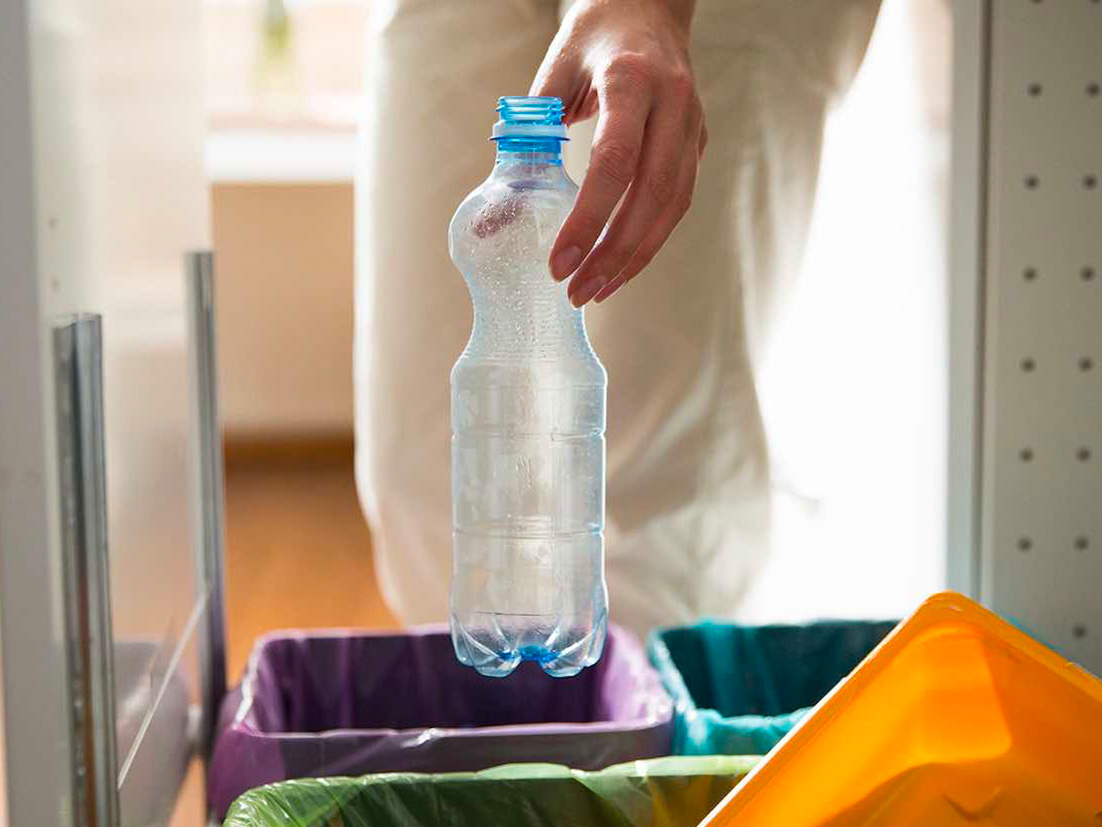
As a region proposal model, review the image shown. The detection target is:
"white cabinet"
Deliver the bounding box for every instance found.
[0,0,216,823]
[949,1,1102,676]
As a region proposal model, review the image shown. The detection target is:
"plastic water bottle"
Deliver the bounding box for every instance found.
[448,96,608,677]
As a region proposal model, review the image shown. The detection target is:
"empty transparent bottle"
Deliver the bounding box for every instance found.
[448,96,608,677]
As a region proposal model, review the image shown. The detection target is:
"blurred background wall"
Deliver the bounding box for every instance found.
[213,183,355,439]
[205,0,364,442]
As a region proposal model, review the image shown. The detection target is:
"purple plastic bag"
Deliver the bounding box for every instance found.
[209,625,673,818]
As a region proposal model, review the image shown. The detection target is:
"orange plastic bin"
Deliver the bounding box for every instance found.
[702,592,1102,826]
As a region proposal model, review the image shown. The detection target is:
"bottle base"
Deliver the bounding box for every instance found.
[450,611,607,678]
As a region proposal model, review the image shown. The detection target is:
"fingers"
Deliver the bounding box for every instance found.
[591,142,699,304]
[570,79,704,307]
[566,94,690,306]
[548,56,653,282]
[529,40,596,124]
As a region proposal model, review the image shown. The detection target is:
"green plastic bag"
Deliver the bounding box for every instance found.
[649,620,897,756]
[223,756,759,827]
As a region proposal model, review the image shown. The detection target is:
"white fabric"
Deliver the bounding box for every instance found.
[354,0,881,636]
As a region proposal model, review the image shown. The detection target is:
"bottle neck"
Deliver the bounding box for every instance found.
[494,137,564,167]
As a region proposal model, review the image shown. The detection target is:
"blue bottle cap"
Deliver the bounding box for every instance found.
[492,96,568,141]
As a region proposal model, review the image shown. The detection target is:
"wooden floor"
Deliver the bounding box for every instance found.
[222,449,398,679]
[171,447,397,826]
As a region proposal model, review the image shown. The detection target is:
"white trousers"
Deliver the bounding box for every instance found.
[354,0,880,636]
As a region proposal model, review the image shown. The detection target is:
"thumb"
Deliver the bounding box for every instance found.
[528,53,591,125]
[528,47,569,97]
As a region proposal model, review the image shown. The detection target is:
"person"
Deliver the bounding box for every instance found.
[354,0,881,637]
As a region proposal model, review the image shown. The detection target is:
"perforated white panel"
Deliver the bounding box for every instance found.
[981,0,1102,672]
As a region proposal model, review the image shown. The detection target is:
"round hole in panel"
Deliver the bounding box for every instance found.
[1079,356,1094,371]
[1025,174,1040,189]
[1089,82,1101,97]
[1017,537,1032,552]
[1019,447,1034,462]
[1021,357,1036,372]
[1027,82,1042,96]
[1023,266,1038,281]
[1083,266,1097,282]
[1085,174,1099,189]
[1077,447,1092,462]
[1074,536,1089,551]
[1072,624,1088,640]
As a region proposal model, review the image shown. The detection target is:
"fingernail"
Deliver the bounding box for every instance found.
[571,277,605,307]
[551,246,582,281]
[593,283,617,303]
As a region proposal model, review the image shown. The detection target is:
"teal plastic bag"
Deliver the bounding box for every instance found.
[648,620,897,755]
[223,756,759,827]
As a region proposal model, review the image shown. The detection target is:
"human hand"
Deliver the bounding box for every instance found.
[531,0,706,306]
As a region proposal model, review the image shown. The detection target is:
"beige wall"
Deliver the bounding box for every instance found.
[213,183,355,437]
[203,0,367,131]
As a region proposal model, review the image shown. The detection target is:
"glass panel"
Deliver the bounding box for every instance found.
[29,0,210,816]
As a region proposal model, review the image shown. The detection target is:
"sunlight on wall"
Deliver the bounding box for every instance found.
[741,0,950,622]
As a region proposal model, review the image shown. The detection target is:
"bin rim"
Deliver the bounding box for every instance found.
[229,623,673,740]
[646,616,900,718]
